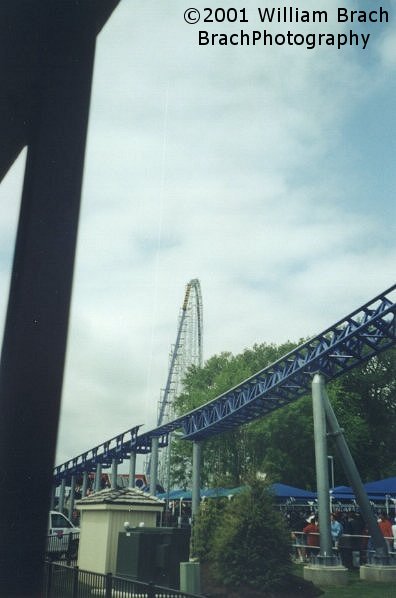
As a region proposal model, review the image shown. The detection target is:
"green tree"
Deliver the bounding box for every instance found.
[170,342,300,488]
[209,480,291,590]
[329,349,396,482]
[169,342,396,490]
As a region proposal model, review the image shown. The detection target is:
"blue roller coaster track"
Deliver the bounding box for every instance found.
[54,283,396,484]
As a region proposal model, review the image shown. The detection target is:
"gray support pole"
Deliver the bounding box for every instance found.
[58,479,66,514]
[192,441,201,518]
[183,444,203,594]
[166,435,172,496]
[50,485,56,511]
[322,384,389,563]
[95,464,102,493]
[68,475,76,519]
[82,471,88,498]
[150,437,159,495]
[128,452,136,488]
[312,374,333,562]
[111,459,118,489]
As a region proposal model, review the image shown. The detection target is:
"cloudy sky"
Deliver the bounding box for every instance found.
[0,1,395,471]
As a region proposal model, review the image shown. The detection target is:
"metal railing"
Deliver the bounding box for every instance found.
[290,530,396,565]
[43,561,205,598]
[46,532,80,565]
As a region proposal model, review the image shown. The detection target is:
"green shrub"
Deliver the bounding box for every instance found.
[209,481,292,590]
[193,497,227,561]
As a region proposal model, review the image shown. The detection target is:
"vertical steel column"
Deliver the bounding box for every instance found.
[82,471,88,498]
[128,452,136,488]
[165,434,173,496]
[58,479,66,514]
[149,437,159,495]
[95,464,102,493]
[189,441,202,561]
[312,374,333,562]
[192,441,201,517]
[0,9,96,596]
[50,485,56,510]
[68,475,76,519]
[322,384,389,562]
[111,459,117,489]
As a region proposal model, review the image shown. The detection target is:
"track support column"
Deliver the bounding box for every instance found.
[304,374,348,586]
[95,464,102,493]
[58,479,66,514]
[68,475,76,520]
[50,485,56,511]
[128,452,136,488]
[322,383,390,563]
[149,437,159,495]
[180,440,202,595]
[111,459,118,489]
[81,471,89,498]
[192,441,201,518]
[312,374,333,563]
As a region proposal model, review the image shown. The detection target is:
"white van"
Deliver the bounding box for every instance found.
[47,510,80,558]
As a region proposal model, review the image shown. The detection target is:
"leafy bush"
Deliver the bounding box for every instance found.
[195,481,292,591]
[193,497,227,561]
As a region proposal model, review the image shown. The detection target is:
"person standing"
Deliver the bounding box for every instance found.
[290,510,307,562]
[378,513,393,551]
[330,513,343,550]
[303,515,319,560]
[392,517,396,553]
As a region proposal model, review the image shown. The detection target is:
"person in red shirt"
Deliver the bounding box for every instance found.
[303,515,320,559]
[378,513,393,551]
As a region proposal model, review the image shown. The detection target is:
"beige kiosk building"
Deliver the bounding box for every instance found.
[76,487,164,574]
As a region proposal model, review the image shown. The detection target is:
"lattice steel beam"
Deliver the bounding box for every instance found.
[53,426,141,485]
[54,283,396,479]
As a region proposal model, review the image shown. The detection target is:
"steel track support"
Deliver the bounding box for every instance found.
[128,452,136,488]
[50,485,56,511]
[312,374,334,563]
[95,463,102,493]
[82,471,89,498]
[58,479,66,514]
[321,377,390,564]
[68,475,76,520]
[111,458,118,489]
[149,437,159,495]
[192,441,202,517]
[184,440,202,591]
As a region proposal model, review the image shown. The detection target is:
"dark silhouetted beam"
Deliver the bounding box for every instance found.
[0,1,120,595]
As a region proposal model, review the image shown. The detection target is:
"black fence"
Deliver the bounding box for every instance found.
[43,561,205,598]
[46,532,80,565]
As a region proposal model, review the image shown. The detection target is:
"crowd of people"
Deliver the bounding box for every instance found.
[287,508,396,568]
